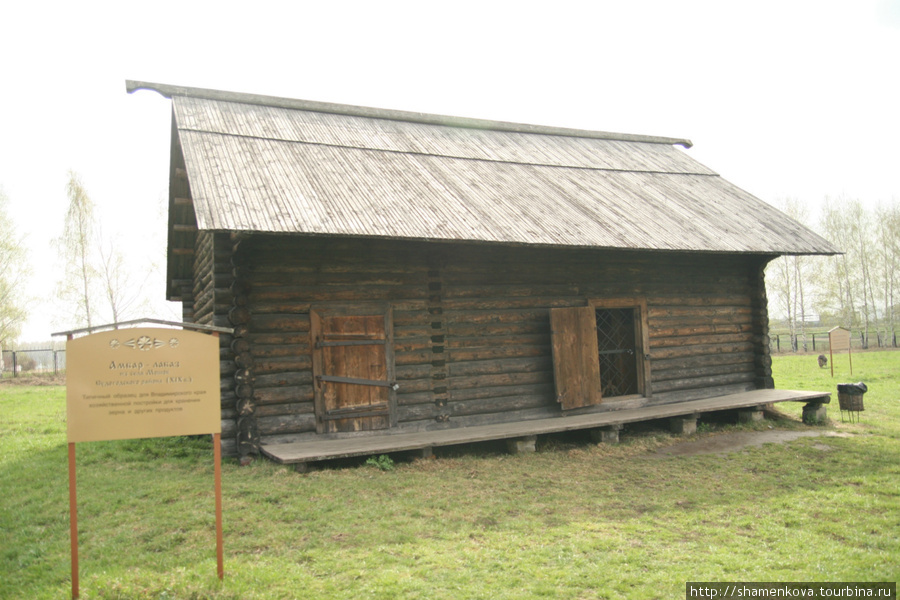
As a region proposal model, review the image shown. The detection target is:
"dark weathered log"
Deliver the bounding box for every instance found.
[751,259,775,388]
[212,314,236,329]
[442,295,582,310]
[446,333,548,349]
[443,308,554,324]
[650,314,754,328]
[234,368,254,384]
[397,403,436,422]
[244,301,312,314]
[452,345,548,363]
[650,323,752,338]
[395,363,434,381]
[391,378,432,394]
[648,383,757,405]
[649,332,752,348]
[651,342,755,361]
[448,393,548,417]
[234,353,254,369]
[249,314,311,333]
[392,309,436,326]
[249,285,425,303]
[652,352,755,373]
[246,332,309,346]
[229,306,252,325]
[254,386,314,405]
[652,372,757,394]
[446,321,550,338]
[254,371,313,388]
[646,294,753,307]
[255,402,315,417]
[443,284,583,300]
[396,390,435,406]
[257,413,316,436]
[652,362,755,383]
[448,356,553,377]
[231,278,252,297]
[394,349,436,366]
[650,304,755,317]
[450,382,555,403]
[450,370,552,391]
[231,338,251,354]
[252,357,312,374]
[220,419,237,437]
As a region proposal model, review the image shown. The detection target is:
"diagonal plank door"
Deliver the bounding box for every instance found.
[550,306,603,410]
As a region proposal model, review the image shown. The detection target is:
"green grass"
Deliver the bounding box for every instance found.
[1,352,898,599]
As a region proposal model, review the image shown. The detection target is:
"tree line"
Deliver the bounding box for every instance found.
[767,196,900,352]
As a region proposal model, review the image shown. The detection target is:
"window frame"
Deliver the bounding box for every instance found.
[588,297,652,400]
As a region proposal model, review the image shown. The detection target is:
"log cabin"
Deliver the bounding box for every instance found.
[127,81,838,466]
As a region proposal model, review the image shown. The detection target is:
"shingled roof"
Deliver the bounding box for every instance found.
[129,81,837,258]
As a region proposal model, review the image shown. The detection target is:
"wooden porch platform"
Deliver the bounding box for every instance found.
[260,389,830,466]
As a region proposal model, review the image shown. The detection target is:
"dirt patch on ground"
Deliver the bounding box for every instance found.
[653,430,852,457]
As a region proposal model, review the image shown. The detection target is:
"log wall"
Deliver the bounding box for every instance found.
[189,231,241,457]
[223,236,773,451]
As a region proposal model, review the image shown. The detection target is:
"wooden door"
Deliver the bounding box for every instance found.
[310,308,396,433]
[550,306,603,410]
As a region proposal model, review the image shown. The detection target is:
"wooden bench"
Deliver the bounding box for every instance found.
[260,389,830,470]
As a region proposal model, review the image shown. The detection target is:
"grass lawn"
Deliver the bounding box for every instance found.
[1,353,898,599]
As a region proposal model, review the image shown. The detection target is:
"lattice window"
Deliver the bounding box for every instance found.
[595,308,638,397]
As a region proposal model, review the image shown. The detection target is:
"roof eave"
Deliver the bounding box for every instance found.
[126,80,693,148]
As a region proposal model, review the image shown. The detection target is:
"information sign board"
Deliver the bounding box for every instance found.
[66,327,221,442]
[828,326,853,377]
[62,324,226,599]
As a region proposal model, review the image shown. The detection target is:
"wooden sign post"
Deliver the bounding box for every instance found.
[59,320,230,599]
[828,326,852,378]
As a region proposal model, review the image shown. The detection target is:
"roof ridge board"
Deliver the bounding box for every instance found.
[126,80,693,149]
[176,126,717,177]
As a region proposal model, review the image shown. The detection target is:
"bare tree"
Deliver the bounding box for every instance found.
[0,187,30,348]
[765,198,812,351]
[96,221,154,323]
[56,170,98,329]
[855,202,879,347]
[874,200,900,347]
[818,197,859,330]
[818,196,886,347]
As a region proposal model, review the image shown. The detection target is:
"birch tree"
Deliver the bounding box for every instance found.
[765,198,812,351]
[817,196,883,347]
[0,187,30,348]
[56,170,98,329]
[874,200,900,346]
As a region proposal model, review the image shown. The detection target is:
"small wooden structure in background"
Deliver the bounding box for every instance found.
[828,326,852,377]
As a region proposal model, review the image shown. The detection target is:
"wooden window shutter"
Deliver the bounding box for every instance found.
[550,306,603,410]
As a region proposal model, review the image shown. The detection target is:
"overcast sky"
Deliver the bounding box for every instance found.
[1,0,898,342]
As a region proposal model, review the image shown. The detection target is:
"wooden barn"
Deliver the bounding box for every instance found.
[127,81,838,466]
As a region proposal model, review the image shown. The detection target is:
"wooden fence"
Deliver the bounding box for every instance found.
[1,349,66,377]
[769,330,898,353]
